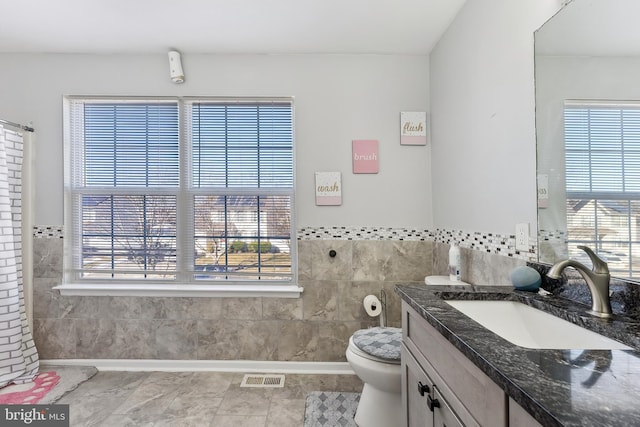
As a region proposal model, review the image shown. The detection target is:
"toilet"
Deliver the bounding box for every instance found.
[346,326,402,427]
[347,276,470,427]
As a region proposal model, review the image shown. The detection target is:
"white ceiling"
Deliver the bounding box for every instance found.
[0,0,466,55]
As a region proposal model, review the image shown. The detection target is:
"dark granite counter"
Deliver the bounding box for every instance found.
[395,284,640,427]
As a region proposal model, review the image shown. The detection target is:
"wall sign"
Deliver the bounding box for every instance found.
[537,174,549,209]
[315,172,342,205]
[352,140,379,174]
[400,112,427,145]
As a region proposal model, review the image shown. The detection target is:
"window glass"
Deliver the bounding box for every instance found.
[565,102,640,278]
[65,97,295,286]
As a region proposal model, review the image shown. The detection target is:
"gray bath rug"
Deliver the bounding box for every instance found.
[304,391,360,427]
[39,364,98,403]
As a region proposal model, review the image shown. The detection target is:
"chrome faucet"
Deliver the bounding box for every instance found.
[547,245,613,319]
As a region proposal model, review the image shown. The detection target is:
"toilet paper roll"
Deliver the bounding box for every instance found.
[363,294,382,317]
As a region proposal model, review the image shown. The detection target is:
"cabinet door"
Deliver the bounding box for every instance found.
[402,344,433,427]
[403,302,505,427]
[433,386,464,427]
[509,397,543,427]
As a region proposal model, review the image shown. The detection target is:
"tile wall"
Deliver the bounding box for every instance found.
[32,226,527,361]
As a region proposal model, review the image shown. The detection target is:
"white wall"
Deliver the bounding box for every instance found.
[429,0,563,235]
[0,53,431,228]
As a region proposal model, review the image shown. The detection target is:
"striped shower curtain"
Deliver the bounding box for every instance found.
[0,125,38,387]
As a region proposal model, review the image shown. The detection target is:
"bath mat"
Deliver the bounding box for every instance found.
[0,371,60,404]
[39,365,98,403]
[0,365,98,405]
[304,391,360,427]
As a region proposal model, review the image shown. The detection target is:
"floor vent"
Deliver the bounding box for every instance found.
[240,374,285,388]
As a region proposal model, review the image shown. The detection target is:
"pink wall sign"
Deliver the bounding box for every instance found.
[352,140,379,174]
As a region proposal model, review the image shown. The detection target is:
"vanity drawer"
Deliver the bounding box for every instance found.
[402,302,507,427]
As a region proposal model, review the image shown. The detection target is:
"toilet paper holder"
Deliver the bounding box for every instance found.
[363,289,388,327]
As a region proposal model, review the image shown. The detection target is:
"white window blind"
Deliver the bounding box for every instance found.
[564,101,640,278]
[565,103,640,196]
[64,97,295,289]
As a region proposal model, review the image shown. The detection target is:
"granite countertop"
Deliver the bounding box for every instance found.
[395,284,640,427]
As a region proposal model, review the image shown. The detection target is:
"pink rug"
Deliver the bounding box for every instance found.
[0,371,60,404]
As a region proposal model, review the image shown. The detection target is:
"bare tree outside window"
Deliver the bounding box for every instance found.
[82,195,177,279]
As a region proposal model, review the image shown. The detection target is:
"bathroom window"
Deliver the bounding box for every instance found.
[564,101,640,278]
[61,97,298,296]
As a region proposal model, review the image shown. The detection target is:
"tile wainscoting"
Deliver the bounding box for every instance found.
[32,226,528,361]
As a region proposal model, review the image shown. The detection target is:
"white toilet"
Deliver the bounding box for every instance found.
[347,276,470,427]
[346,326,402,427]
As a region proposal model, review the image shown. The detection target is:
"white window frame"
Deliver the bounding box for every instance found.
[56,96,301,298]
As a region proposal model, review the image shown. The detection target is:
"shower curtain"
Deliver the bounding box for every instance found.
[0,125,38,387]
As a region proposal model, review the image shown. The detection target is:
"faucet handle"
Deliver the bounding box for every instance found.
[577,246,609,274]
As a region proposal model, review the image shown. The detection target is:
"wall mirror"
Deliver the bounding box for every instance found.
[535,0,640,280]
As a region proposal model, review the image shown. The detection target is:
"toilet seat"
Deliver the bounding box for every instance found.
[348,336,400,365]
[350,327,402,364]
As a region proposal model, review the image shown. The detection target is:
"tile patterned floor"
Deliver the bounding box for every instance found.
[57,370,363,426]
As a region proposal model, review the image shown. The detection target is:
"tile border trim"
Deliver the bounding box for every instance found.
[298,226,536,260]
[33,225,63,239]
[33,225,537,260]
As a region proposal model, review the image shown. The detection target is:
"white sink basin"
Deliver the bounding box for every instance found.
[444,300,633,350]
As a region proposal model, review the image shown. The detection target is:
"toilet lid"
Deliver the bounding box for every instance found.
[352,327,402,362]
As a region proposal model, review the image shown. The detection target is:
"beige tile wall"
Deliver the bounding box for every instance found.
[32,235,525,361]
[432,242,524,285]
[32,238,433,361]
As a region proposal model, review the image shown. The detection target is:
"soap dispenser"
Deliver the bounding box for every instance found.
[448,243,461,282]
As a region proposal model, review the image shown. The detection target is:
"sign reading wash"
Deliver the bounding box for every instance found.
[352,140,379,174]
[315,172,342,205]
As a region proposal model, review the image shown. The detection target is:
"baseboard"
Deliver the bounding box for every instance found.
[40,359,355,375]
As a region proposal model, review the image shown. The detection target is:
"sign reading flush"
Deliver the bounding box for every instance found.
[400,112,427,145]
[352,140,379,174]
[315,172,342,206]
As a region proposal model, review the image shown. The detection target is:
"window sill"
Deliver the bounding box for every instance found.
[53,283,304,298]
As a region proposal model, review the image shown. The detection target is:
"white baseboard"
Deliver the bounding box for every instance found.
[41,359,355,375]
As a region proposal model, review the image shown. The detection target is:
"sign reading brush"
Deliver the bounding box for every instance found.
[352,140,379,174]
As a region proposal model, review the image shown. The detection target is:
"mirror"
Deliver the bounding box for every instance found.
[535,0,640,279]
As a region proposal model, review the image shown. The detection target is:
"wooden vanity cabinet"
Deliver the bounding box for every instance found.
[402,343,435,427]
[403,344,465,427]
[402,302,545,427]
[402,302,506,427]
[509,398,543,427]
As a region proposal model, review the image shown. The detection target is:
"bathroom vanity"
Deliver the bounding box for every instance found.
[396,284,640,427]
[402,302,509,427]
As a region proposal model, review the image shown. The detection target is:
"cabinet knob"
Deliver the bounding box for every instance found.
[427,395,440,412]
[417,381,430,396]
[329,249,337,258]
